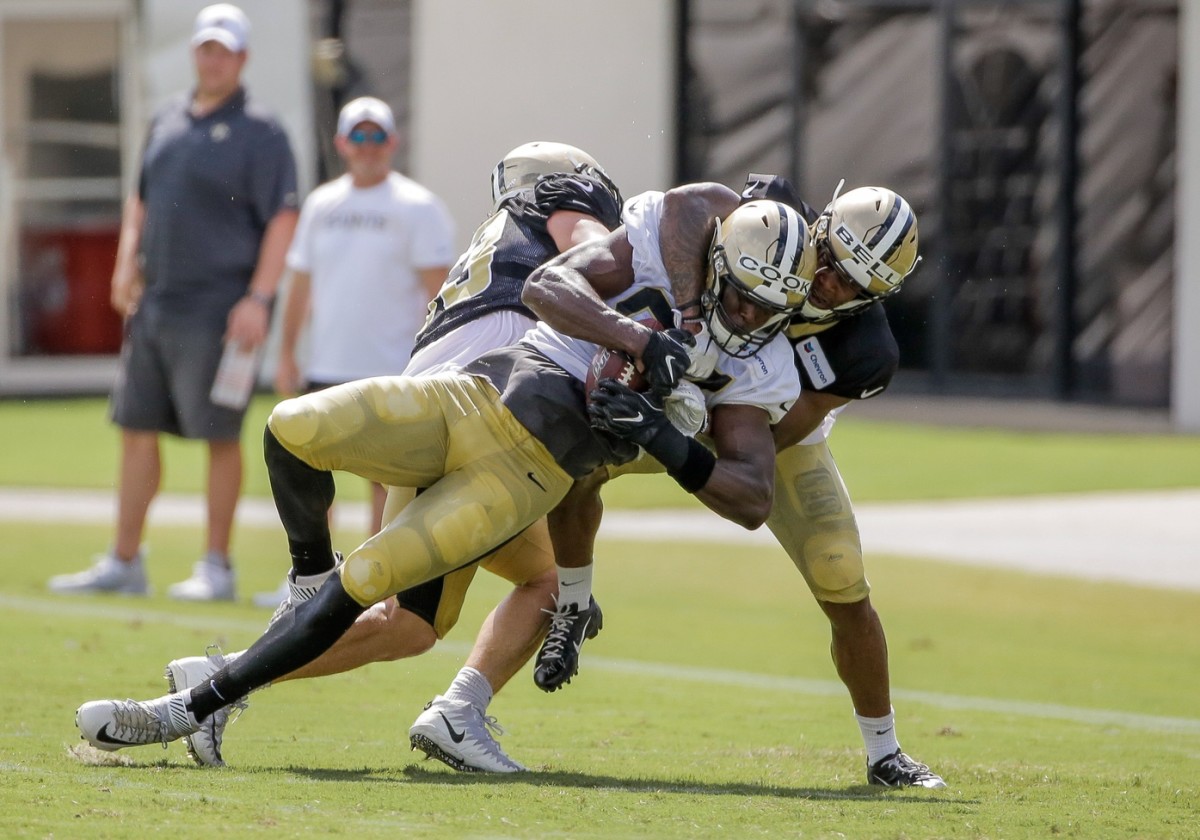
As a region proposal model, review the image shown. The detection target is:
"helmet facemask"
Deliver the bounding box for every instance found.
[701,201,815,359]
[801,181,920,325]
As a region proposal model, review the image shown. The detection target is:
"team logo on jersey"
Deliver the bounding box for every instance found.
[210,122,231,142]
[797,338,836,389]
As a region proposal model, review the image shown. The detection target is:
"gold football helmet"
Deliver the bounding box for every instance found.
[489,141,621,210]
[804,181,920,324]
[704,199,816,358]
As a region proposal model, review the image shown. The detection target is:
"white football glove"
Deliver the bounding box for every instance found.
[663,379,708,438]
[673,313,720,382]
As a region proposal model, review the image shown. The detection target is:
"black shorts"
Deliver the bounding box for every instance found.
[109,308,248,440]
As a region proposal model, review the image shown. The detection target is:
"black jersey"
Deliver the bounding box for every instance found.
[412,172,622,354]
[739,172,898,401]
[785,303,898,400]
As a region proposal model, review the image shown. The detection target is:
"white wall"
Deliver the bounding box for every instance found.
[140,0,315,194]
[410,0,675,250]
[1175,1,1200,431]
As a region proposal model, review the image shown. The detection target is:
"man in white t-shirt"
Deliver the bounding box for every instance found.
[273,96,455,534]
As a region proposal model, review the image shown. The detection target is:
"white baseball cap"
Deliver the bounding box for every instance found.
[192,4,250,53]
[337,97,396,137]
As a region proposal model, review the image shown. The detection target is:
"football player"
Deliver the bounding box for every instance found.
[535,174,947,789]
[75,187,817,774]
[159,141,627,773]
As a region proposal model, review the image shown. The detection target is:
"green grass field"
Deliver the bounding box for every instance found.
[1,397,1198,838]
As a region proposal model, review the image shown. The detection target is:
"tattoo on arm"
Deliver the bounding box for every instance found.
[660,193,714,315]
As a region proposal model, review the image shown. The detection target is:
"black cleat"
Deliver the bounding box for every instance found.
[867,750,947,788]
[533,596,603,692]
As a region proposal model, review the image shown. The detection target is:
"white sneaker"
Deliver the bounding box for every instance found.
[165,647,245,767]
[167,554,236,601]
[76,690,199,752]
[49,551,148,595]
[251,578,290,609]
[409,695,526,773]
[265,561,338,630]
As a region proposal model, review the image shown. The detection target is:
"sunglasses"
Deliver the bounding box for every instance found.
[347,129,389,145]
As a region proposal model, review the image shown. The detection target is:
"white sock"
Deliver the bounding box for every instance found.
[556,563,593,610]
[293,569,333,589]
[444,666,493,713]
[855,707,900,765]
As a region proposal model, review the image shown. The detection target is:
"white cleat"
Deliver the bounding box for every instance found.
[409,695,526,773]
[49,552,148,596]
[165,647,245,767]
[167,557,236,602]
[76,691,198,753]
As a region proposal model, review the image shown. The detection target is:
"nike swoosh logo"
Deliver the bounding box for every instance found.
[861,386,885,399]
[613,413,644,424]
[874,726,894,736]
[438,712,466,744]
[94,722,139,747]
[573,615,593,653]
[526,471,546,492]
[576,179,594,193]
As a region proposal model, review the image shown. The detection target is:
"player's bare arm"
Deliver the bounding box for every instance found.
[660,182,740,323]
[546,209,612,252]
[772,389,852,452]
[523,229,654,360]
[694,403,777,528]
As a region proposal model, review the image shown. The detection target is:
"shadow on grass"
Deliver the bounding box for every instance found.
[266,763,971,804]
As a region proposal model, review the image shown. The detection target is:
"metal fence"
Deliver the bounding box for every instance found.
[678,0,1178,406]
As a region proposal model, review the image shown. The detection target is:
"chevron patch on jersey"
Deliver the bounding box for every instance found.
[797,337,837,390]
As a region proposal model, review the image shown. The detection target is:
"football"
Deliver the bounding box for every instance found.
[585,346,648,397]
[583,316,666,400]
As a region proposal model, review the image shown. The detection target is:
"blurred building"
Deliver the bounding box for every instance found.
[1,0,1196,430]
[0,0,311,393]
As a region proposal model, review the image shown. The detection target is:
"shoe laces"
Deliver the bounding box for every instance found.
[539,598,581,661]
[479,713,506,738]
[882,751,935,778]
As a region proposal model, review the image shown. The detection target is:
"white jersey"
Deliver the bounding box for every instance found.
[403,309,535,377]
[287,171,456,383]
[523,190,799,424]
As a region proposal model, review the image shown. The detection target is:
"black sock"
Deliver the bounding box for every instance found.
[188,576,366,721]
[264,427,337,577]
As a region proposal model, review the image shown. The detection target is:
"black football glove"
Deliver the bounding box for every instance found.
[639,328,695,396]
[587,378,690,470]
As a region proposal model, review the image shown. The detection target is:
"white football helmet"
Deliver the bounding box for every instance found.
[804,181,921,324]
[703,199,816,358]
[489,141,621,210]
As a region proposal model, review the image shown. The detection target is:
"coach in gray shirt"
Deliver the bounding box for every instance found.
[49,4,299,601]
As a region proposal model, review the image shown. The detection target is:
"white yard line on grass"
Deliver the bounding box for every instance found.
[4,486,1199,591]
[5,591,1198,736]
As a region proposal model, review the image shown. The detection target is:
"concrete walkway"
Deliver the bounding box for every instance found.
[3,485,1197,592]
